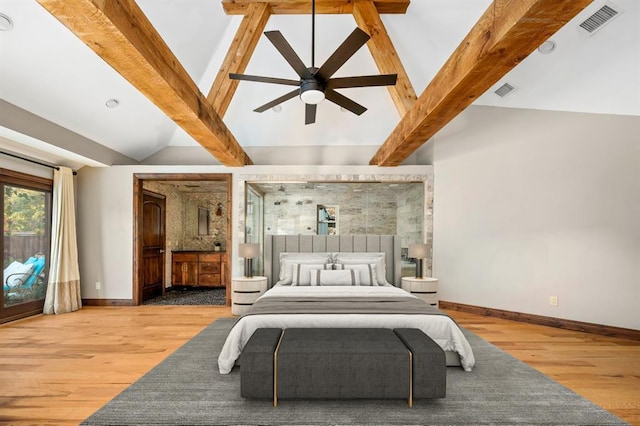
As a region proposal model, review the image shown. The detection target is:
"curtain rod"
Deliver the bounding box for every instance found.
[0,150,77,175]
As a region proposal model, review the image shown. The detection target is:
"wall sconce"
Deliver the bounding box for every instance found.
[239,243,260,278]
[408,243,429,279]
[216,202,223,216]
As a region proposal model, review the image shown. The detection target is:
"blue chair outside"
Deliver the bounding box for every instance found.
[23,256,46,288]
[3,255,46,292]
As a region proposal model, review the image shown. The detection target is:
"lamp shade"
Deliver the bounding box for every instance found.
[408,243,428,259]
[239,243,259,258]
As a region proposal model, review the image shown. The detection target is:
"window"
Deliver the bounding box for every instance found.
[1,168,52,323]
[317,205,338,235]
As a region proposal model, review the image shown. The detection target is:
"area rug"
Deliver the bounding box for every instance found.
[82,318,627,425]
[143,287,226,305]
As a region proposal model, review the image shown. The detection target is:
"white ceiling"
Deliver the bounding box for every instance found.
[0,0,638,167]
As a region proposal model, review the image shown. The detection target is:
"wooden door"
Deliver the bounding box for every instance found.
[142,191,165,301]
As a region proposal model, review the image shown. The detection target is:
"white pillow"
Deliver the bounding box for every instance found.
[309,269,360,286]
[334,263,378,286]
[335,253,389,285]
[291,263,332,286]
[278,257,331,285]
[3,261,34,288]
[279,252,332,261]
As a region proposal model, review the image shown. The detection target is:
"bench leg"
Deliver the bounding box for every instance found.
[273,329,285,407]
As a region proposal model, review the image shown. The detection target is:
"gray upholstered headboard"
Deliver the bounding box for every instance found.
[264,235,401,287]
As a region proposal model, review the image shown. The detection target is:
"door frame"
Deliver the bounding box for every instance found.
[133,173,232,306]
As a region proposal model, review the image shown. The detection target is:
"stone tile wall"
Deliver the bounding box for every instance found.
[238,173,434,277]
[142,181,228,286]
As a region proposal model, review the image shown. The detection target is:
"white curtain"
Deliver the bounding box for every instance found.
[43,167,82,315]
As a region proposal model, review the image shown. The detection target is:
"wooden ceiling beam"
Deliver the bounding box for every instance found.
[222,0,410,15]
[208,3,272,117]
[352,0,417,117]
[38,0,252,166]
[370,0,594,166]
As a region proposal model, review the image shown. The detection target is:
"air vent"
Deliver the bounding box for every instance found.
[494,83,516,98]
[578,3,622,35]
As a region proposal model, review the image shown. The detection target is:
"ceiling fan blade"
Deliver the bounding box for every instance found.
[229,73,300,86]
[253,89,299,113]
[264,31,312,79]
[325,89,367,116]
[327,74,397,89]
[305,103,317,125]
[315,28,370,82]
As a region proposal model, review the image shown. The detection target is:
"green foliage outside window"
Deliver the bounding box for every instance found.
[3,186,47,236]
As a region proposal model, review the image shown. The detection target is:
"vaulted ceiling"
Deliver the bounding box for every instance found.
[0,0,638,168]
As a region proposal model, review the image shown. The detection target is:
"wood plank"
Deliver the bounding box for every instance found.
[446,309,640,425]
[370,0,594,166]
[352,0,417,117]
[0,306,231,425]
[222,0,410,15]
[207,2,272,117]
[0,305,638,425]
[37,0,252,167]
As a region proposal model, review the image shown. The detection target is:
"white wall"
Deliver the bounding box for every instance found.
[433,106,640,330]
[76,164,431,300]
[0,155,53,179]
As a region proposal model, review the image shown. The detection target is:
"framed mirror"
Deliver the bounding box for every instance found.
[198,206,210,235]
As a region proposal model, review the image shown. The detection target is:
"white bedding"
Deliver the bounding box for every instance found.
[218,285,476,374]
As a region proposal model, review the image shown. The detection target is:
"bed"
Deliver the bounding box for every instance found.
[218,235,475,374]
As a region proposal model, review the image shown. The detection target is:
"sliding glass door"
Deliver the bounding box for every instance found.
[1,169,52,323]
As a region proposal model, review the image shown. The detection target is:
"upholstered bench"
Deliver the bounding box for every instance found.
[240,327,446,406]
[394,328,447,399]
[240,328,283,399]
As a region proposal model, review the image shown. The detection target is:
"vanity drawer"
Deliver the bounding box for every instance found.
[200,253,221,262]
[172,253,198,262]
[199,273,221,286]
[199,261,221,274]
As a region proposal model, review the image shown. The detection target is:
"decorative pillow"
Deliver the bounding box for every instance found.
[335,253,389,285]
[279,252,332,262]
[334,263,378,286]
[291,263,332,286]
[309,269,360,286]
[278,257,331,285]
[3,261,34,288]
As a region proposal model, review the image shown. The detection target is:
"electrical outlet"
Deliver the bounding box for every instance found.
[96,281,101,290]
[549,296,558,306]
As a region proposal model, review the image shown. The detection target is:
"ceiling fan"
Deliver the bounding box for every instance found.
[229,0,398,125]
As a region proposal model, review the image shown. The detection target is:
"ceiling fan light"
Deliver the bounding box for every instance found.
[300,80,325,104]
[300,89,325,104]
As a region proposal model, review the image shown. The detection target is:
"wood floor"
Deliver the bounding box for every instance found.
[0,306,638,425]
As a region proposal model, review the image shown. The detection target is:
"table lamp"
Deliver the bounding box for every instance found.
[408,243,428,279]
[239,243,259,278]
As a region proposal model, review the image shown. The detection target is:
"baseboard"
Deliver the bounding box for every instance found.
[439,300,640,341]
[82,299,135,306]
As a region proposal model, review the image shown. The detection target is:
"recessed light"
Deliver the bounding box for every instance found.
[105,98,120,108]
[272,105,282,113]
[537,39,556,54]
[0,13,14,31]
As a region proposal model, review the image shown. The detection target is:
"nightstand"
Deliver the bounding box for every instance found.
[231,276,268,315]
[401,277,439,307]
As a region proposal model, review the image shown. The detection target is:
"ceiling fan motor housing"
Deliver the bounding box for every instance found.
[300,79,325,104]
